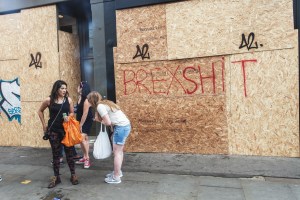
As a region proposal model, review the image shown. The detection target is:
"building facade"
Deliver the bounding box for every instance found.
[0,0,299,157]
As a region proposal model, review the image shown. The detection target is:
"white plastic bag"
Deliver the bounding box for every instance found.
[93,123,112,159]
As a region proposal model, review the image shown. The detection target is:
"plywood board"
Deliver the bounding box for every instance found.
[0,116,22,146]
[59,31,81,102]
[226,46,299,157]
[20,102,50,147]
[166,0,296,60]
[115,55,228,154]
[123,96,228,154]
[19,5,60,102]
[0,60,21,79]
[116,4,168,63]
[0,13,20,60]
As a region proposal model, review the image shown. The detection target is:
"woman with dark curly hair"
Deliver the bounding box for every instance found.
[37,80,79,188]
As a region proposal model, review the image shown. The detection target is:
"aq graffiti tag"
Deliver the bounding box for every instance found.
[133,44,150,60]
[29,52,42,69]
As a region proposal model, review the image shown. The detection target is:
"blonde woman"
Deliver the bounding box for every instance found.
[87,91,131,184]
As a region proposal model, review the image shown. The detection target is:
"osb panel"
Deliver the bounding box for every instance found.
[0,116,21,146]
[166,0,296,60]
[226,47,299,157]
[115,56,228,154]
[21,102,50,147]
[116,4,167,63]
[0,13,20,60]
[123,96,228,154]
[0,60,21,79]
[19,5,60,102]
[59,31,81,102]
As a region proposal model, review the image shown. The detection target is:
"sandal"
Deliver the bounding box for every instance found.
[70,174,79,185]
[48,176,61,188]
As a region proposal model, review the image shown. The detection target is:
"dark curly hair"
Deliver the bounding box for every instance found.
[49,80,69,106]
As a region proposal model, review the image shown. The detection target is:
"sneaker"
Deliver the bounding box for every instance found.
[75,158,85,164]
[106,170,123,178]
[104,175,121,184]
[84,159,91,169]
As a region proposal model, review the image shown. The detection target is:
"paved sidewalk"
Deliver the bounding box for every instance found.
[0,146,299,200]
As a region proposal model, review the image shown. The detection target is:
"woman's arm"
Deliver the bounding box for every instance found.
[95,104,112,126]
[101,114,112,126]
[79,99,91,129]
[64,97,74,122]
[94,111,102,122]
[37,97,50,132]
[68,97,74,117]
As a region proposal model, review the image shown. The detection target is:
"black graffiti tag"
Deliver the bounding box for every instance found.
[239,32,263,51]
[133,44,150,60]
[29,52,42,69]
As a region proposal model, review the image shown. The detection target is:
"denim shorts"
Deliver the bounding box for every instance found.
[113,124,131,145]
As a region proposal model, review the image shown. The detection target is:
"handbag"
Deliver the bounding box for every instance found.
[43,98,65,140]
[61,116,83,147]
[93,123,112,159]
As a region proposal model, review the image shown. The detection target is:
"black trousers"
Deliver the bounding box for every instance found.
[49,131,75,176]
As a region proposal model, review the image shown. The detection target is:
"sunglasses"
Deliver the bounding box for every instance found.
[80,81,87,88]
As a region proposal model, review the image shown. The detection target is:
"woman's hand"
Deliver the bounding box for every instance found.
[63,115,69,122]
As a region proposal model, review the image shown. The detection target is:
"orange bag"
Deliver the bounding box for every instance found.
[61,116,83,147]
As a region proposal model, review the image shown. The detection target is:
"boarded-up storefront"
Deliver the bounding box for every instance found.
[0,5,80,147]
[0,0,298,158]
[115,0,299,157]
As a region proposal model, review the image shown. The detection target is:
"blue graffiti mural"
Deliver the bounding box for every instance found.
[0,78,21,123]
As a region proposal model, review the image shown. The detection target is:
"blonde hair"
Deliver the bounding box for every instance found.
[87,91,120,112]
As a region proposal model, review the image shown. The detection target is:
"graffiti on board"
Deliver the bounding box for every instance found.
[133,44,150,60]
[29,52,42,69]
[122,57,258,97]
[0,78,21,123]
[239,32,263,51]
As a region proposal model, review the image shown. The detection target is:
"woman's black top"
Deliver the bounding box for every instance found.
[76,96,93,134]
[48,97,70,134]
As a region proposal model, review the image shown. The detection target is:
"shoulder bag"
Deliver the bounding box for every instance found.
[93,123,112,159]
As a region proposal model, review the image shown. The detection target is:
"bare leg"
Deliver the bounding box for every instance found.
[81,134,89,160]
[79,142,85,158]
[113,144,124,178]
